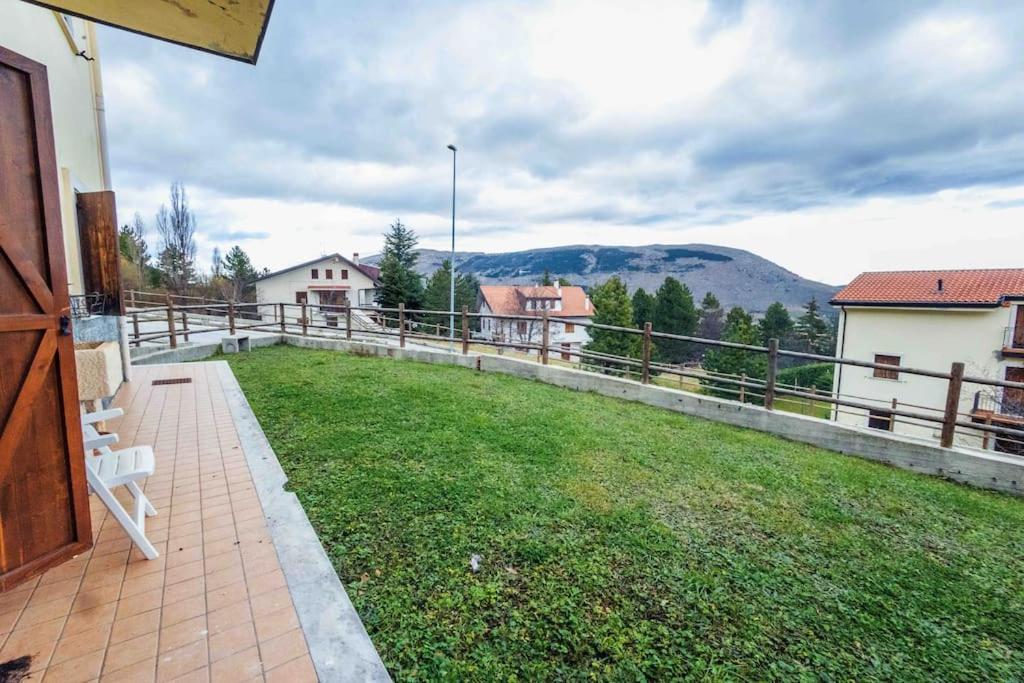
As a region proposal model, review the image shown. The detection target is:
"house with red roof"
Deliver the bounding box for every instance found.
[830,268,1024,452]
[478,284,595,360]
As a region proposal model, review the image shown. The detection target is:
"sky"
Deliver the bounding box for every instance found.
[99,0,1024,286]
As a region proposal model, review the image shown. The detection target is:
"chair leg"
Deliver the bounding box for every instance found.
[91,477,160,560]
[126,481,157,517]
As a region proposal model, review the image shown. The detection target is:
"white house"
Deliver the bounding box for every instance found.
[477,284,595,359]
[830,269,1024,453]
[255,253,381,326]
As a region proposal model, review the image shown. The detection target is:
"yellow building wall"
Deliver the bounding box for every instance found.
[0,2,108,295]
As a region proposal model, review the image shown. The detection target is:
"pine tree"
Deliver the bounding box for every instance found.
[376,219,423,312]
[794,297,834,355]
[222,246,257,301]
[118,212,150,290]
[759,301,794,347]
[697,292,724,341]
[631,288,655,329]
[586,276,640,362]
[703,307,767,401]
[557,277,572,286]
[422,259,480,332]
[653,277,698,363]
[539,269,553,286]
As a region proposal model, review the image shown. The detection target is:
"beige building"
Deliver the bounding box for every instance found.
[478,284,595,360]
[830,269,1024,452]
[254,253,381,326]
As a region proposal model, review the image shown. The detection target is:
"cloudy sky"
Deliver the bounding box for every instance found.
[100,0,1024,285]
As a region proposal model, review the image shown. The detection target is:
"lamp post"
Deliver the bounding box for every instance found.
[447,144,457,341]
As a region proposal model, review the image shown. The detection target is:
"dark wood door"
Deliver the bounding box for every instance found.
[1014,307,1024,349]
[0,46,93,592]
[1005,367,1024,416]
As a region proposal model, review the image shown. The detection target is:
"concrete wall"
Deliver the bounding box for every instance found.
[136,335,1024,496]
[0,4,107,295]
[833,305,1024,449]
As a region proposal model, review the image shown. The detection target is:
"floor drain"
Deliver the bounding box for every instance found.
[151,378,193,386]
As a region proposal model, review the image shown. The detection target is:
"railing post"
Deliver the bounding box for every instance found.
[541,311,550,365]
[301,303,308,336]
[165,294,177,349]
[940,362,965,448]
[641,322,652,384]
[346,303,352,340]
[128,289,136,309]
[181,311,189,342]
[398,303,406,348]
[279,303,286,333]
[228,300,236,335]
[739,374,746,403]
[462,306,469,355]
[132,312,139,345]
[805,385,816,415]
[765,338,779,410]
[890,398,897,431]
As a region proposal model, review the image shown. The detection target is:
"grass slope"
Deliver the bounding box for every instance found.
[226,346,1024,681]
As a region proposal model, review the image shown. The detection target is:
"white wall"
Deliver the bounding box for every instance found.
[833,304,1023,448]
[0,5,107,295]
[477,303,591,354]
[255,256,378,325]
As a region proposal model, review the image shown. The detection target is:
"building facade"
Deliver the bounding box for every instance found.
[478,284,595,359]
[830,269,1024,452]
[254,253,381,326]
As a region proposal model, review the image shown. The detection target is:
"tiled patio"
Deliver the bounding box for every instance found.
[0,363,317,682]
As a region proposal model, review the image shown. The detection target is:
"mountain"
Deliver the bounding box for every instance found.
[365,244,840,313]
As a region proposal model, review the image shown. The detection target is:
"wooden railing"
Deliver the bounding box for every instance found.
[127,299,1024,454]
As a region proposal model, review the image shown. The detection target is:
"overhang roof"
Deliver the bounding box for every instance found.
[831,269,1024,308]
[25,0,276,64]
[255,253,381,285]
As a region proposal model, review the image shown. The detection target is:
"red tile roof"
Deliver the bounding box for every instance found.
[479,285,595,318]
[831,269,1024,307]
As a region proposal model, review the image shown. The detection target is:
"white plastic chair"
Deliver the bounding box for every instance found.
[81,408,160,560]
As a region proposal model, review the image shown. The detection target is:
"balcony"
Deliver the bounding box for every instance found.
[1000,325,1024,358]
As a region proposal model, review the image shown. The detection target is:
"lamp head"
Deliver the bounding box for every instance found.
[447,144,457,152]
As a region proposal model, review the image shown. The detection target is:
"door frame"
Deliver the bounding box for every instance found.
[0,45,93,591]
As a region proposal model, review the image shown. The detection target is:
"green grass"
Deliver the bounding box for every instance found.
[226,345,1024,681]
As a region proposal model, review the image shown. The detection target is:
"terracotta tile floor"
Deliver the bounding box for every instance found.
[0,363,318,682]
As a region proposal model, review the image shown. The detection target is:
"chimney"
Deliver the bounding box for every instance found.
[352,252,360,265]
[937,278,944,293]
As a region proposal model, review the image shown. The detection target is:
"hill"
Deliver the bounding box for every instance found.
[366,244,839,313]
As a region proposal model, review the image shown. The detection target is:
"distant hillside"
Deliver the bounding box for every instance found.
[366,244,840,313]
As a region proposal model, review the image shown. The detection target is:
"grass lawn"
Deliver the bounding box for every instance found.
[226,345,1024,681]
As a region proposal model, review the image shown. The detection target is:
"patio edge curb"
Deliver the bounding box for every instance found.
[214,360,391,682]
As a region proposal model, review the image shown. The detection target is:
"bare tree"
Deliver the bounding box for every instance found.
[156,182,198,294]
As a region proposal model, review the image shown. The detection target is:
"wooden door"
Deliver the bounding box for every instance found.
[0,46,93,591]
[1005,367,1024,416]
[1014,307,1024,349]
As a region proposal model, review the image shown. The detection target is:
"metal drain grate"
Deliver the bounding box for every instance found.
[151,378,193,386]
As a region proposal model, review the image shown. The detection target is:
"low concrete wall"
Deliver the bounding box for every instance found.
[131,335,282,365]
[278,335,1024,496]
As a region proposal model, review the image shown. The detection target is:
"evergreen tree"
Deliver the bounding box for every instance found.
[539,269,553,286]
[118,212,150,290]
[653,277,698,363]
[222,246,258,301]
[557,277,572,286]
[794,297,834,355]
[422,259,481,332]
[631,288,656,329]
[376,219,423,312]
[586,276,641,362]
[697,292,724,341]
[759,301,794,347]
[703,307,767,401]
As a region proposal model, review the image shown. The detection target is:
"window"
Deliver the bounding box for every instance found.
[325,269,333,279]
[341,269,348,280]
[867,410,893,430]
[873,354,900,380]
[295,292,307,304]
[311,269,319,279]
[564,322,575,333]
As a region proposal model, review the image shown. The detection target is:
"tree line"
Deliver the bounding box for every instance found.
[118,182,264,302]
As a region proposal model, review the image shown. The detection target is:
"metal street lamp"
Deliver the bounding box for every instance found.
[447,144,457,341]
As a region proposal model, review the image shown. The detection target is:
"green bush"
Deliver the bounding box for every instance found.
[777,362,834,390]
